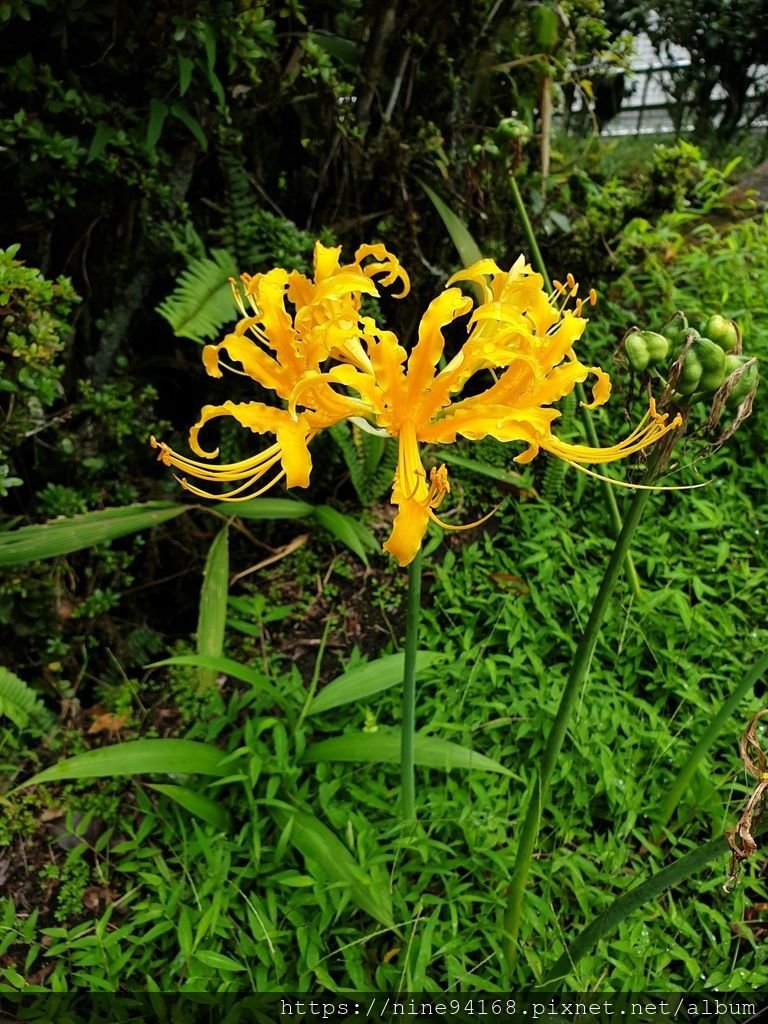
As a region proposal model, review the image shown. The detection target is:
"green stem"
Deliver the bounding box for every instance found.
[508,175,642,600]
[297,616,333,728]
[400,547,423,821]
[503,476,653,972]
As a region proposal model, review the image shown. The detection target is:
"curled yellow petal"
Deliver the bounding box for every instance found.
[354,243,411,298]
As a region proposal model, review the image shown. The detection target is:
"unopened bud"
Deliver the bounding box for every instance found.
[702,314,740,353]
[724,354,759,410]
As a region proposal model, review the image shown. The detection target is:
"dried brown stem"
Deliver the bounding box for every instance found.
[725,709,768,890]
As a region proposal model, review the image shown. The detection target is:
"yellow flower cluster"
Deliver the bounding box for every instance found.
[152,242,680,565]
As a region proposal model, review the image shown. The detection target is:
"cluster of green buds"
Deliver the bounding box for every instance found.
[623,312,759,414]
[472,116,531,161]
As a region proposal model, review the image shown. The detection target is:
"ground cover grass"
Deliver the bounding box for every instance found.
[1,415,766,991]
[2,149,768,994]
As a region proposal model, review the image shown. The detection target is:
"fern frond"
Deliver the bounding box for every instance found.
[0,666,49,729]
[218,147,258,266]
[329,422,368,505]
[365,434,397,503]
[329,423,397,505]
[156,248,240,344]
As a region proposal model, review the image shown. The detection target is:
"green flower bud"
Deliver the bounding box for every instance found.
[702,314,740,353]
[639,331,669,365]
[724,354,759,410]
[625,332,650,372]
[695,336,727,392]
[676,349,702,395]
[671,329,701,395]
[676,327,700,346]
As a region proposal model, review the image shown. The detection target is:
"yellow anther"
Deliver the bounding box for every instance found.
[427,464,451,508]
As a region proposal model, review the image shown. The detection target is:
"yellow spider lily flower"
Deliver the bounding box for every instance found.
[153,246,681,566]
[152,241,409,498]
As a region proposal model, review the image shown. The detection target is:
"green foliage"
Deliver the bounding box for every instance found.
[4,465,768,990]
[607,212,768,344]
[649,0,768,136]
[196,525,229,687]
[328,421,398,507]
[16,739,231,789]
[537,140,742,280]
[155,248,239,344]
[3,0,768,999]
[0,665,50,729]
[0,503,186,568]
[0,245,79,487]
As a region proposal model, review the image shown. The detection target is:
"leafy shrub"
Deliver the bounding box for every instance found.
[0,245,79,494]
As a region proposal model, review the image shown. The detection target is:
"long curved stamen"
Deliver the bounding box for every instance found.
[151,436,282,479]
[177,452,283,496]
[560,461,710,491]
[430,503,500,532]
[544,402,683,465]
[424,463,500,531]
[166,451,282,491]
[179,467,287,501]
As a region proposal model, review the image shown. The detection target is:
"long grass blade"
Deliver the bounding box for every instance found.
[13,739,231,790]
[542,820,768,985]
[0,503,187,567]
[312,505,377,564]
[146,783,230,830]
[147,654,283,706]
[274,807,395,929]
[303,728,515,776]
[197,526,229,687]
[657,651,768,825]
[306,652,444,716]
[212,497,314,520]
[419,181,483,267]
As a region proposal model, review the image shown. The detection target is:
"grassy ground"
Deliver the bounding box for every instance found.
[2,161,768,995]
[2,414,767,990]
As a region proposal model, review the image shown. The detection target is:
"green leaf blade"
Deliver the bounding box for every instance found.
[307,652,444,716]
[193,950,246,972]
[312,505,377,564]
[0,503,187,567]
[13,739,232,791]
[196,526,229,687]
[147,654,281,705]
[543,833,740,985]
[275,808,395,929]
[303,728,514,776]
[147,783,230,830]
[214,497,315,521]
[419,180,483,267]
